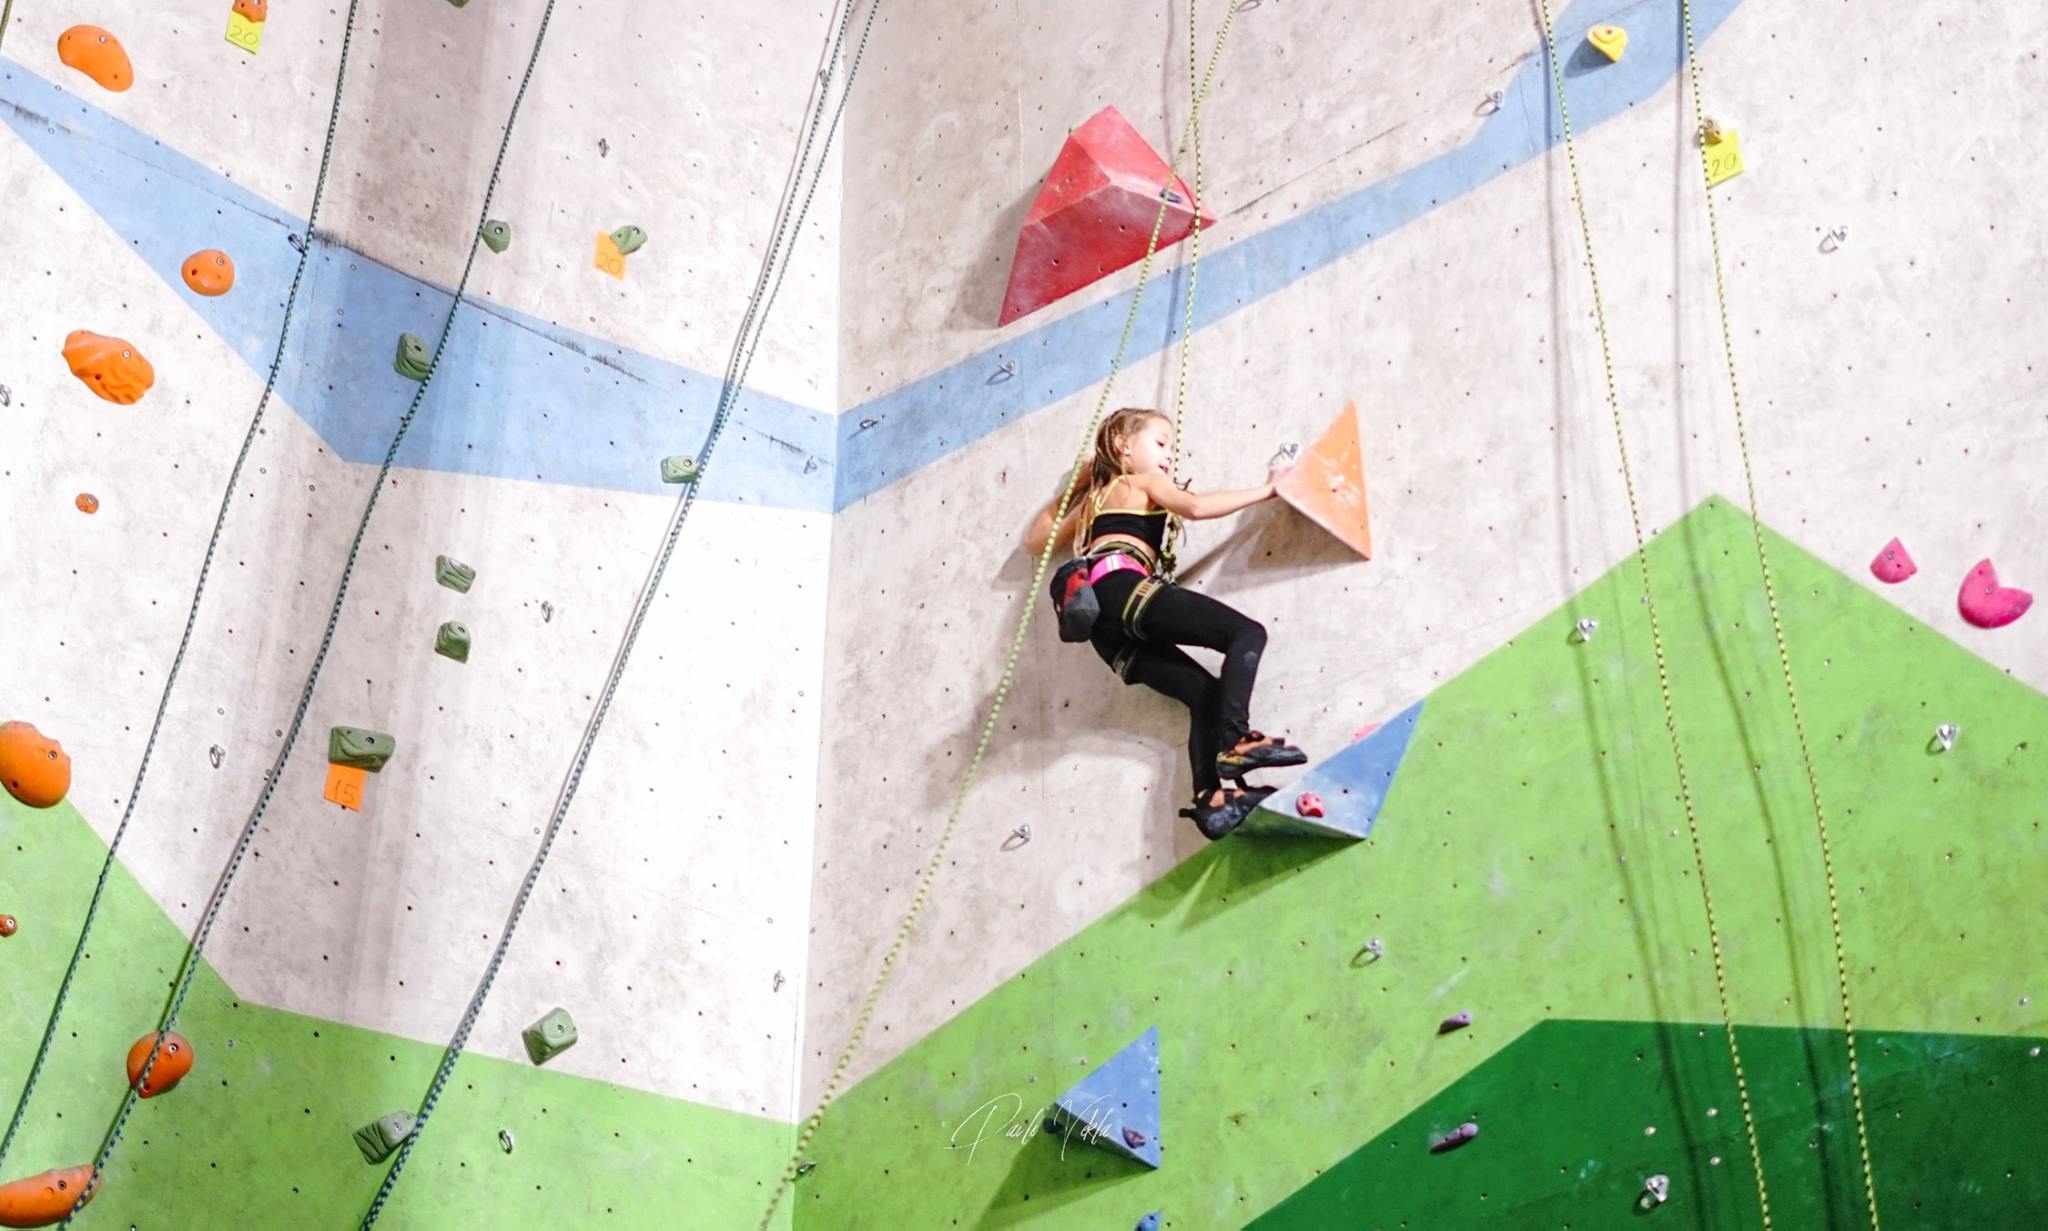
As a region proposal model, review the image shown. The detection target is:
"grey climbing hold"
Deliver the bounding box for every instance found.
[435,621,471,663]
[1438,1011,1472,1034]
[1575,617,1598,642]
[522,1007,578,1065]
[608,225,648,256]
[446,0,469,7]
[772,971,785,992]
[1639,1173,1671,1209]
[1429,1121,1479,1154]
[540,600,554,623]
[328,726,396,773]
[0,384,11,406]
[597,137,610,158]
[394,333,431,381]
[481,220,512,253]
[208,744,225,769]
[1934,723,1958,753]
[436,555,476,593]
[354,1111,417,1163]
[794,1159,817,1178]
[287,232,306,253]
[499,1129,515,1154]
[660,455,700,485]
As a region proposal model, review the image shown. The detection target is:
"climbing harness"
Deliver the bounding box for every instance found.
[1676,1,1882,1223]
[360,4,883,1226]
[1539,3,1883,1225]
[756,4,1237,1228]
[0,0,368,1179]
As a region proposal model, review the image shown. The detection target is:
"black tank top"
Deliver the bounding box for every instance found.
[1088,507,1167,554]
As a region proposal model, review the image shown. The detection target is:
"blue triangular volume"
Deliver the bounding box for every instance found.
[1050,1026,1162,1169]
[1239,698,1424,839]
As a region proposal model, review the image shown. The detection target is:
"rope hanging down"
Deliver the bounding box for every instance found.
[1676,1,1881,1223]
[1534,3,1776,1225]
[38,3,568,1218]
[0,0,371,1175]
[756,4,1238,1227]
[357,0,882,1222]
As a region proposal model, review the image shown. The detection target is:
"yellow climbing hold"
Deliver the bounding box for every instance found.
[1587,24,1626,62]
[1704,127,1745,187]
[226,0,266,54]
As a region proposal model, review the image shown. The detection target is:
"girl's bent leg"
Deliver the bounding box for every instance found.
[1130,584,1268,746]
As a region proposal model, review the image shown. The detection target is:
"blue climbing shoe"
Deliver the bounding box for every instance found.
[1215,731,1307,783]
[1179,786,1275,841]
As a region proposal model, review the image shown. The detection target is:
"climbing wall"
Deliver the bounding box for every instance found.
[801,0,2048,1225]
[3,0,844,1224]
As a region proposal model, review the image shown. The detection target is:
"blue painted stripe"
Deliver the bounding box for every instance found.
[1,60,836,512]
[830,0,1740,510]
[3,0,1739,516]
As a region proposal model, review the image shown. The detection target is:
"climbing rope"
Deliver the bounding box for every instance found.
[1533,4,1776,1225]
[0,0,17,55]
[1159,0,1210,579]
[754,5,1238,1227]
[1676,3,1881,1224]
[354,1,882,1224]
[42,3,565,1219]
[0,0,369,1176]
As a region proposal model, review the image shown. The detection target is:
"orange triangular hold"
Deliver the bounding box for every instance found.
[1276,401,1371,559]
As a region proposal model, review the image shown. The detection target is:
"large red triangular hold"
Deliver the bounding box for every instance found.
[997,106,1215,326]
[1277,401,1372,559]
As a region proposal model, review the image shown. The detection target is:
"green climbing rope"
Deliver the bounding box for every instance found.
[0,0,370,1179]
[359,1,885,1224]
[754,5,1240,1228]
[1533,3,1777,1225]
[1676,3,1882,1224]
[41,2,567,1217]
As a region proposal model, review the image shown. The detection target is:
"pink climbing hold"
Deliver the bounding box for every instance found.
[997,106,1213,326]
[1121,1126,1147,1150]
[1438,1011,1472,1035]
[1430,1122,1479,1154]
[1296,792,1325,819]
[1350,721,1380,743]
[1957,558,2033,629]
[1869,537,1916,584]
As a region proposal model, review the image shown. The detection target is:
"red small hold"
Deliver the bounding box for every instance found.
[1296,792,1325,818]
[1438,1011,1472,1034]
[1958,558,2033,629]
[1868,537,1916,584]
[0,915,16,938]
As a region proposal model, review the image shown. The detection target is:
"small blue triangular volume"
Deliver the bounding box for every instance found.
[1239,699,1424,839]
[1050,1026,1162,1169]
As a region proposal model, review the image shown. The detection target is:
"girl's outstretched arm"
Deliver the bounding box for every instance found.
[1128,469,1279,522]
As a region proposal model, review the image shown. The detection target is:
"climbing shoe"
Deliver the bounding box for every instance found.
[1215,731,1307,782]
[1178,785,1276,841]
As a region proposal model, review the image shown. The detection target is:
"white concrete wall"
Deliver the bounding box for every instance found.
[803,0,2048,1106]
[3,0,844,1119]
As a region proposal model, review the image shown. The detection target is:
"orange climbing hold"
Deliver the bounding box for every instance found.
[126,1031,195,1097]
[1276,401,1373,560]
[182,249,236,296]
[0,1165,98,1228]
[55,26,133,92]
[75,493,100,514]
[62,331,155,404]
[0,722,72,810]
[233,0,269,20]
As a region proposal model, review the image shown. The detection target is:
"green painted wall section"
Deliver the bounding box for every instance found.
[0,794,797,1229]
[1249,1018,2048,1229]
[790,496,2048,1229]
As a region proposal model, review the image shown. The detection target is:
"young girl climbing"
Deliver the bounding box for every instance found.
[1024,407,1307,841]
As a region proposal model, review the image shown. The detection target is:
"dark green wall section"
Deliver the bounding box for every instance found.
[0,793,796,1229]
[1250,1018,2048,1229]
[790,497,2048,1229]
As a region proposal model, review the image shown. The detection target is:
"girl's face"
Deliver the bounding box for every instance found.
[1117,416,1174,476]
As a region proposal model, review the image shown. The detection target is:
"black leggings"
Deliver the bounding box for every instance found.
[1089,570,1268,795]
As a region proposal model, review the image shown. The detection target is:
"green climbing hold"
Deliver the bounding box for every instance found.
[522,1007,578,1066]
[328,727,396,773]
[481,220,512,254]
[394,333,431,382]
[660,455,700,485]
[608,225,648,256]
[354,1111,417,1164]
[435,555,476,593]
[435,621,471,663]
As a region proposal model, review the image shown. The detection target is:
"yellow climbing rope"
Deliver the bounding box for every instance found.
[1676,2,1882,1224]
[753,5,1238,1227]
[1533,4,1777,1225]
